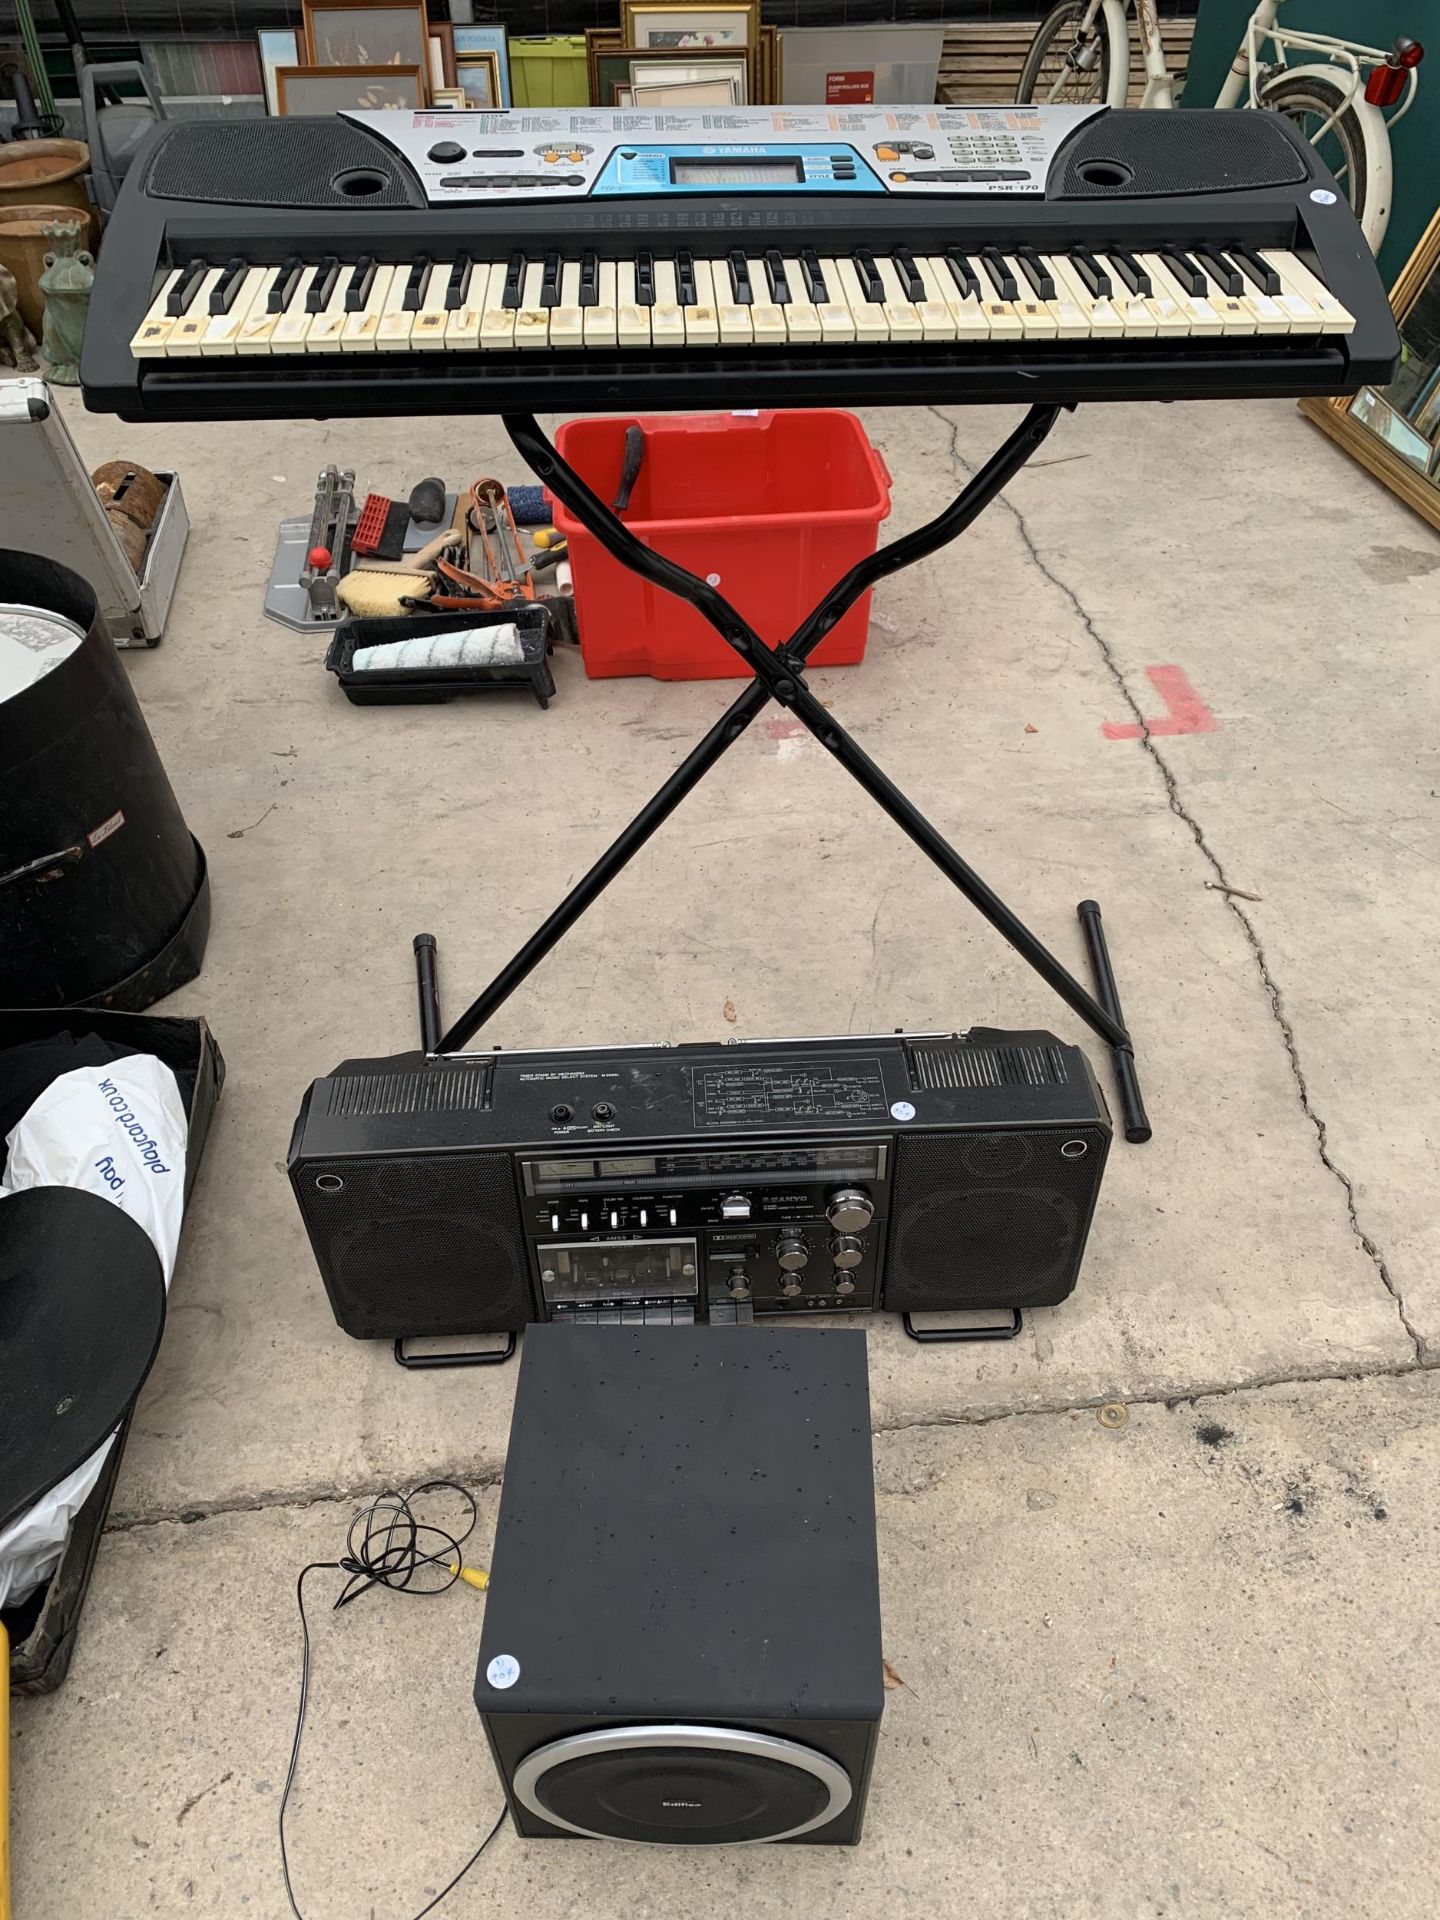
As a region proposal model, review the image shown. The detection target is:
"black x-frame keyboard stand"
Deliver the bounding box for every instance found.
[401,401,1149,1367]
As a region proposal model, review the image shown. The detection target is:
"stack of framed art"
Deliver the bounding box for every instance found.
[586,4,782,109]
[259,4,512,117]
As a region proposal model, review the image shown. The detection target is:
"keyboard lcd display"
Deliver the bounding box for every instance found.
[670,157,803,186]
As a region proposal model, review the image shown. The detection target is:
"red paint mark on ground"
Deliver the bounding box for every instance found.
[762,716,808,741]
[1103,666,1218,741]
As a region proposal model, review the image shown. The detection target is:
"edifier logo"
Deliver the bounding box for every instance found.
[661,1799,702,1808]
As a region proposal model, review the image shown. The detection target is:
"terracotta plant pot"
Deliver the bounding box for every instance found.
[0,205,88,334]
[0,139,93,223]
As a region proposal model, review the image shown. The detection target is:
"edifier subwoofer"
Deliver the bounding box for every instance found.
[475,1325,883,1845]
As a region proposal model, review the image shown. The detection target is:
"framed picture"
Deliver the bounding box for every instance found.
[430,85,467,109]
[258,27,299,114]
[302,3,430,79]
[455,48,502,109]
[589,41,755,109]
[454,25,511,108]
[277,61,424,114]
[427,24,456,93]
[589,23,776,101]
[621,3,760,52]
[1300,208,1440,532]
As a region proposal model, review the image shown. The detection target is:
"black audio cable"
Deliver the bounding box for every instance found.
[280,1480,508,1920]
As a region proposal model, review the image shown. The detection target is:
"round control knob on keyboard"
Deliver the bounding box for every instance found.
[779,1276,803,1299]
[826,1188,874,1233]
[835,1276,857,1297]
[427,141,467,164]
[776,1234,809,1272]
[830,1234,864,1271]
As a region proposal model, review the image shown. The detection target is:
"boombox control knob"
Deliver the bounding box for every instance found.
[835,1276,857,1297]
[779,1275,803,1299]
[727,1268,752,1301]
[829,1234,864,1271]
[826,1188,874,1233]
[776,1234,809,1272]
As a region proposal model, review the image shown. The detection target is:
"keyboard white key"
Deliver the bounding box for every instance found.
[779,257,822,344]
[1034,254,1091,338]
[740,257,784,347]
[920,256,992,340]
[409,264,452,351]
[513,262,551,349]
[995,254,1058,339]
[684,260,719,347]
[375,267,418,352]
[616,262,651,347]
[1262,250,1354,333]
[1047,256,1122,339]
[716,259,753,345]
[199,267,270,356]
[480,264,518,350]
[585,261,619,347]
[650,260,685,347]
[832,258,889,341]
[130,269,186,358]
[302,275,350,354]
[445,261,488,348]
[872,256,923,342]
[1138,253,1222,337]
[167,268,227,357]
[339,264,393,353]
[272,266,324,354]
[1123,254,1193,337]
[550,260,585,348]
[815,259,857,342]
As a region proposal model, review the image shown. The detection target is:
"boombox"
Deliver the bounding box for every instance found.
[476,1323,883,1846]
[287,1026,1111,1358]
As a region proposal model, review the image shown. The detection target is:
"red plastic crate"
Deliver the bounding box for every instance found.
[549,411,892,680]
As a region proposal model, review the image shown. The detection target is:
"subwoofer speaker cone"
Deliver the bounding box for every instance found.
[511,1725,853,1847]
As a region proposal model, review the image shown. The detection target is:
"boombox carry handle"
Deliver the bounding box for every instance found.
[425,404,1151,1149]
[394,1332,517,1370]
[903,1310,1023,1345]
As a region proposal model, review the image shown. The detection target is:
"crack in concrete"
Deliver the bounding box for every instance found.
[925,406,1426,1365]
[103,1357,1431,1536]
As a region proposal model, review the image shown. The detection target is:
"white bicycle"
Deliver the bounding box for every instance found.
[1016,0,1423,251]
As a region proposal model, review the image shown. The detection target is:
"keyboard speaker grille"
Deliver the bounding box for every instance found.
[145,121,421,209]
[1055,109,1309,198]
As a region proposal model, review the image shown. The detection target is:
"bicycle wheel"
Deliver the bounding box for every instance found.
[1260,68,1386,249]
[1016,1,1114,107]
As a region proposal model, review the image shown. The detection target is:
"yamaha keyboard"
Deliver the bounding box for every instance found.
[81,104,1399,423]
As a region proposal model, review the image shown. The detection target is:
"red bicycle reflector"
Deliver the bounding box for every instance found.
[1395,38,1424,67]
[1365,64,1406,105]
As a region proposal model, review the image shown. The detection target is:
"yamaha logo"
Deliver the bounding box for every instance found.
[661,1799,702,1808]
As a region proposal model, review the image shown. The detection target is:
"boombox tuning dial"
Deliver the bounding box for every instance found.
[829,1234,864,1271]
[776,1234,809,1271]
[826,1188,874,1233]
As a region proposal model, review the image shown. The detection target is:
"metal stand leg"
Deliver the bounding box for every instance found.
[1077,900,1151,1143]
[414,932,441,1055]
[425,404,1150,1144]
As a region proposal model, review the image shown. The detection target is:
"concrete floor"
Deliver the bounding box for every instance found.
[10,389,1439,1917]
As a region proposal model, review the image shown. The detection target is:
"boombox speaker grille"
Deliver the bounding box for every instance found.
[292,1150,532,1339]
[884,1127,1108,1312]
[1055,109,1307,198]
[146,121,420,208]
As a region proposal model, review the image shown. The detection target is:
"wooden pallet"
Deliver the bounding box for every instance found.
[938,16,1194,107]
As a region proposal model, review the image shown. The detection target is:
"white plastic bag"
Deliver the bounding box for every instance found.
[0,1054,189,1607]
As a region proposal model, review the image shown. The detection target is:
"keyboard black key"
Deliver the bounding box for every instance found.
[1070,247,1111,299]
[444,254,473,309]
[306,256,340,312]
[208,256,247,315]
[1161,248,1207,297]
[267,256,303,314]
[579,250,600,308]
[540,250,562,305]
[1195,246,1242,297]
[1014,246,1055,300]
[944,250,982,301]
[1107,248,1151,298]
[344,256,377,311]
[980,248,1018,302]
[854,248,885,304]
[1231,245,1282,296]
[402,255,432,311]
[501,252,525,309]
[764,249,791,304]
[675,249,696,305]
[635,249,656,306]
[726,250,752,305]
[167,258,207,317]
[799,249,828,303]
[892,247,925,303]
